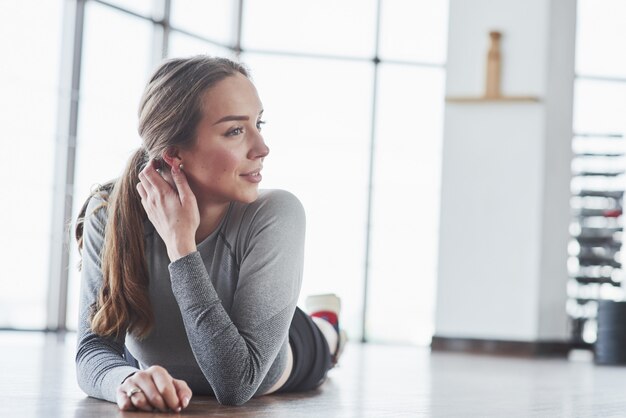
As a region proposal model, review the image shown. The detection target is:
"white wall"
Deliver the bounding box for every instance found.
[435,0,576,341]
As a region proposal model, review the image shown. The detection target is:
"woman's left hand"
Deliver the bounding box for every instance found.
[137,160,200,261]
[117,365,193,412]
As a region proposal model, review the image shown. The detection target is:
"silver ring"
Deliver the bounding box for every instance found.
[126,387,143,398]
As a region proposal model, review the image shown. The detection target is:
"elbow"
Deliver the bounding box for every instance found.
[75,349,93,394]
[217,398,249,407]
[217,395,251,407]
[211,363,265,405]
[75,366,91,396]
[215,389,253,406]
[75,354,101,399]
[75,358,94,397]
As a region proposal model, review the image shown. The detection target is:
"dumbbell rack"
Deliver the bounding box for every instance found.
[568,132,625,347]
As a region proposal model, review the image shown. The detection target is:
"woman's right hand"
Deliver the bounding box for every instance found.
[116,365,193,412]
[137,159,200,261]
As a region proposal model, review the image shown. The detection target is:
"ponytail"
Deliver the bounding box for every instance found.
[76,147,154,339]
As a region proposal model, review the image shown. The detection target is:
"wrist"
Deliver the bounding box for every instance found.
[168,240,197,262]
[121,371,137,385]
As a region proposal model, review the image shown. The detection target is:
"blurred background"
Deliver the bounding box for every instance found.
[0,0,624,348]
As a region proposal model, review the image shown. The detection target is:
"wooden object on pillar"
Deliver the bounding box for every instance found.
[485,31,502,99]
[446,30,540,103]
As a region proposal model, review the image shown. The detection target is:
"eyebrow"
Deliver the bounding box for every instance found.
[213,110,264,126]
[213,115,249,125]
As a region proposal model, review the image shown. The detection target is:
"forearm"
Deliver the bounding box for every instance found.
[169,252,292,406]
[75,330,139,403]
[76,195,140,403]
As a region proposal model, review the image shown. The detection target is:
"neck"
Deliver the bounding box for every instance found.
[195,200,230,244]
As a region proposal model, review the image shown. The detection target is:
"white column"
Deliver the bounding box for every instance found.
[434,0,576,342]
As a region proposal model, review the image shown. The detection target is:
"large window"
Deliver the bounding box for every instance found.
[0,1,64,329]
[369,64,445,344]
[67,0,154,329]
[4,0,448,345]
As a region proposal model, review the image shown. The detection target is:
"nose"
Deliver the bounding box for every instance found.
[249,131,269,160]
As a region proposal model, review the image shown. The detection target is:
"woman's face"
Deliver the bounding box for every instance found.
[177,73,269,206]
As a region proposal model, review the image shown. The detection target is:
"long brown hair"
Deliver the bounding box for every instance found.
[76,56,249,338]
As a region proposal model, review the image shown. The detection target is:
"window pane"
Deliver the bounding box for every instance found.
[66,2,153,330]
[576,0,626,78]
[170,0,236,46]
[368,64,445,344]
[379,0,449,64]
[0,1,63,328]
[573,79,626,135]
[101,0,155,18]
[242,0,377,58]
[168,30,235,59]
[242,53,374,340]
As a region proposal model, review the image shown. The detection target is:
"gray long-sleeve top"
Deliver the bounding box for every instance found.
[75,189,305,406]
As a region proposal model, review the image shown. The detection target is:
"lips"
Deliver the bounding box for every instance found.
[240,168,263,183]
[240,167,262,176]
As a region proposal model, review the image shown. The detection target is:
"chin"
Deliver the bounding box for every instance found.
[237,190,260,204]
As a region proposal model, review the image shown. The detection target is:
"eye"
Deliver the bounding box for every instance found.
[256,120,266,131]
[226,126,244,137]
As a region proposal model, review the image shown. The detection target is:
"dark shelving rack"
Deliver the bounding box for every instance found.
[568,133,625,347]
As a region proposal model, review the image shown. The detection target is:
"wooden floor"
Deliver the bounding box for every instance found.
[3,331,626,417]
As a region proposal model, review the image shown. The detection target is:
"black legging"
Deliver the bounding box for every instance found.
[277,306,332,392]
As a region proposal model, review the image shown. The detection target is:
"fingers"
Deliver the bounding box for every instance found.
[153,370,183,412]
[130,373,168,412]
[173,378,193,409]
[137,160,179,216]
[118,384,152,412]
[136,181,146,200]
[139,159,171,194]
[118,366,182,412]
[171,163,195,204]
[116,386,133,411]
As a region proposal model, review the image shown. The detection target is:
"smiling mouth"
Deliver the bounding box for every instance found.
[240,170,263,183]
[240,168,262,176]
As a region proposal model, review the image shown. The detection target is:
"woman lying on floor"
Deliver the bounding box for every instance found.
[75,55,345,412]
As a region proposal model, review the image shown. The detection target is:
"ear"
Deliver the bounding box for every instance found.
[161,147,182,170]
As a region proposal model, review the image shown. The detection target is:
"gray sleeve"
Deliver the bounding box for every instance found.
[75,195,139,403]
[168,190,305,406]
